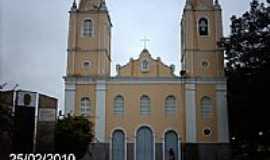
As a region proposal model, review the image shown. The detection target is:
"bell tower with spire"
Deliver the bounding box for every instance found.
[181,0,230,159]
[181,0,223,78]
[66,0,112,78]
[64,0,112,121]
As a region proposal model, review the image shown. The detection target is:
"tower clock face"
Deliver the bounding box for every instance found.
[23,94,31,106]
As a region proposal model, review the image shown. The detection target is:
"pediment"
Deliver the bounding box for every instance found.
[116,49,176,78]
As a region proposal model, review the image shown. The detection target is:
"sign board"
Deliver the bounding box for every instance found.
[38,108,56,122]
[39,94,57,109]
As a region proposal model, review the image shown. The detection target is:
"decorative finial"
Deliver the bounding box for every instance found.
[186,0,192,5]
[214,0,221,9]
[170,65,176,72]
[99,1,108,11]
[116,64,121,73]
[71,0,77,11]
[185,0,192,9]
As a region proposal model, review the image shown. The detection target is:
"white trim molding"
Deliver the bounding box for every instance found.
[216,84,230,143]
[95,80,107,142]
[185,84,197,143]
[64,76,227,85]
[64,82,76,115]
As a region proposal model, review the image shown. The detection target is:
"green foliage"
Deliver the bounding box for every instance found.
[0,101,14,159]
[219,0,270,74]
[55,115,94,159]
[219,1,270,159]
[0,104,14,137]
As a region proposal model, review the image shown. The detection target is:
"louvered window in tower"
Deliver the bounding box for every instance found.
[199,18,209,36]
[83,19,93,37]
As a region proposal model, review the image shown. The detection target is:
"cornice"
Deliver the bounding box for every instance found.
[64,75,227,85]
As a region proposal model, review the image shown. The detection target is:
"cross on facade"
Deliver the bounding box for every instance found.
[140,36,150,49]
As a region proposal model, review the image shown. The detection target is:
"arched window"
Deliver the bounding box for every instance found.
[198,18,209,36]
[83,19,93,37]
[200,96,213,120]
[112,130,125,160]
[140,95,151,115]
[165,96,176,114]
[114,96,124,114]
[80,97,91,115]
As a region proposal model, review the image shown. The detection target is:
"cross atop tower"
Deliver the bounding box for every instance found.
[140,36,150,49]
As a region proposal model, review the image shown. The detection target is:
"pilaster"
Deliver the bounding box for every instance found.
[185,83,197,143]
[64,81,76,115]
[95,80,107,142]
[216,83,229,143]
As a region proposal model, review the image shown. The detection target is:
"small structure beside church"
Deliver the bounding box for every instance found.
[64,0,230,159]
[0,90,57,154]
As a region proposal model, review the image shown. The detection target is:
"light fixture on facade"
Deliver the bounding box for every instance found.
[258,131,264,136]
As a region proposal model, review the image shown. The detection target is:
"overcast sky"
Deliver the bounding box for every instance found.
[0,0,252,110]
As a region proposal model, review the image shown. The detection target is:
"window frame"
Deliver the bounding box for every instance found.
[113,95,125,115]
[140,95,151,115]
[200,96,213,120]
[165,95,177,114]
[198,17,209,37]
[80,97,91,116]
[81,18,94,37]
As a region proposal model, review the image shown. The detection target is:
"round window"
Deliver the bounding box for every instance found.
[83,61,91,68]
[203,128,212,136]
[201,61,209,68]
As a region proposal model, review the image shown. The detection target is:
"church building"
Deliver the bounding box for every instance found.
[64,0,230,159]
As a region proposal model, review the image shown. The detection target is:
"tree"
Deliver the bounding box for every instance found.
[0,97,14,160]
[219,1,270,159]
[220,0,270,73]
[55,115,94,159]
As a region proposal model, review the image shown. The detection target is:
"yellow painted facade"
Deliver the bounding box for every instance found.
[196,84,218,143]
[64,1,229,155]
[105,83,186,143]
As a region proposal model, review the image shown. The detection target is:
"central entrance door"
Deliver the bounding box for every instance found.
[136,126,154,160]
